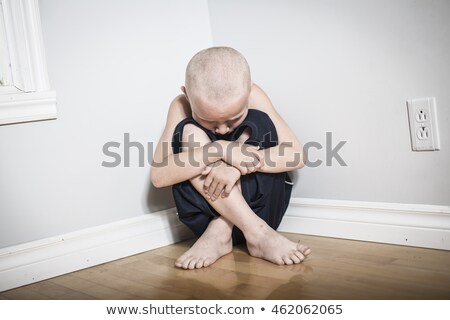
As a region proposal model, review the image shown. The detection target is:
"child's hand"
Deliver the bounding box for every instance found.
[202,161,241,201]
[222,142,265,175]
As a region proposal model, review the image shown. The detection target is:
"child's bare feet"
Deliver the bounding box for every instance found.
[246,223,311,265]
[175,218,233,269]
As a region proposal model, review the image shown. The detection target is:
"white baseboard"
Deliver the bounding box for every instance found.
[0,208,193,292]
[279,198,450,250]
[1,198,449,292]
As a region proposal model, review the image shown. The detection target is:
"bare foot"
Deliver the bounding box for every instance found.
[246,223,311,265]
[175,218,233,269]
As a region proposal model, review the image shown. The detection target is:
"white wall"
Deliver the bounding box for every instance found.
[208,0,450,205]
[1,0,449,250]
[0,0,212,248]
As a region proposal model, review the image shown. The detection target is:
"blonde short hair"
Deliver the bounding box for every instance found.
[185,47,251,104]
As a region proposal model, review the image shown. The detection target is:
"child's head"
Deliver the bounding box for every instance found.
[183,47,251,134]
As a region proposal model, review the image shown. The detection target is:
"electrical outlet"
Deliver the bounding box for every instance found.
[407,97,440,151]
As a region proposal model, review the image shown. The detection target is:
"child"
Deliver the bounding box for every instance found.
[151,47,311,269]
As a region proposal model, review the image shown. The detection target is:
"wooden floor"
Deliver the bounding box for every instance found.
[2,233,450,299]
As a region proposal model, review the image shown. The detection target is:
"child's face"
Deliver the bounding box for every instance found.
[191,94,249,135]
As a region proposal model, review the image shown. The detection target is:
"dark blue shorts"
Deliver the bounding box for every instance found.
[171,109,293,245]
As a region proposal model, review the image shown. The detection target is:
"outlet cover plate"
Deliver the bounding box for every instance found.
[407,97,440,151]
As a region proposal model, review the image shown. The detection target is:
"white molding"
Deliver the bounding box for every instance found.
[0,0,57,125]
[279,198,450,250]
[0,1,13,87]
[2,0,50,91]
[0,90,56,125]
[0,208,193,292]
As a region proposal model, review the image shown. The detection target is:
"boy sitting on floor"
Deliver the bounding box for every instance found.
[151,47,311,269]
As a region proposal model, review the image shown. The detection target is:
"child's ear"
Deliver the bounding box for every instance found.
[181,86,190,101]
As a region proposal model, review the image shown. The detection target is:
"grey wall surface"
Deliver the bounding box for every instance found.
[1,0,449,249]
[208,0,450,205]
[0,0,212,248]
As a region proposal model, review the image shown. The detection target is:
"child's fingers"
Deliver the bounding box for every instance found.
[203,174,213,191]
[208,180,219,198]
[239,161,251,174]
[211,183,224,201]
[222,184,233,198]
[257,150,265,168]
[247,161,257,173]
[202,165,212,176]
[246,148,263,167]
[252,154,261,170]
[238,164,248,175]
[245,152,261,172]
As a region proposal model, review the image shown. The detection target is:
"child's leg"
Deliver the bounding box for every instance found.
[187,172,311,266]
[174,124,234,269]
[175,124,310,269]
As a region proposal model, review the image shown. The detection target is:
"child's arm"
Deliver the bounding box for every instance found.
[201,130,260,201]
[151,95,221,188]
[249,84,305,173]
[151,95,262,188]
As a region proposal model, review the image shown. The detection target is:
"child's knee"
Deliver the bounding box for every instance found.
[182,123,211,149]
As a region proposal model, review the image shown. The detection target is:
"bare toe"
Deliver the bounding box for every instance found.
[175,255,187,268]
[294,251,305,262]
[182,257,193,269]
[290,253,301,264]
[203,258,213,267]
[298,244,311,256]
[275,257,284,265]
[282,256,294,265]
[188,259,197,270]
[195,258,205,269]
